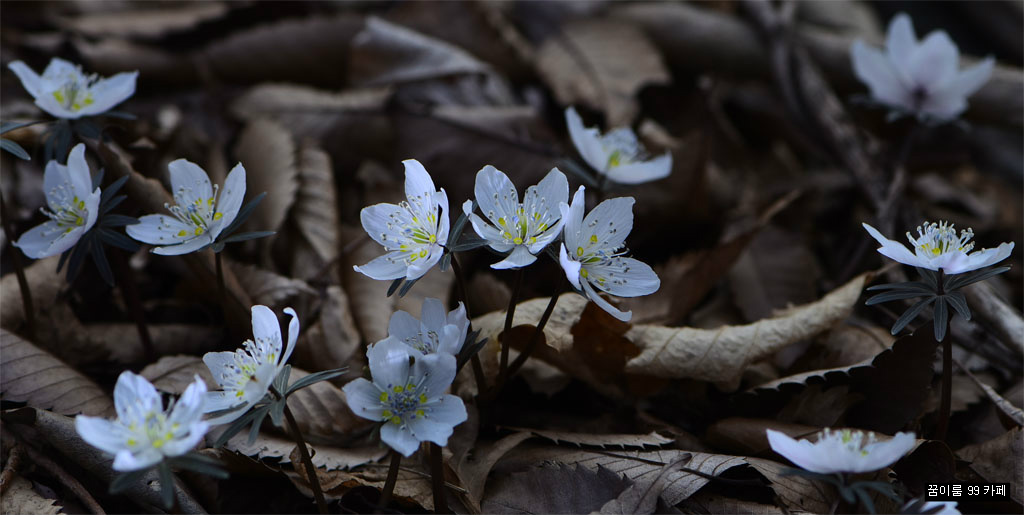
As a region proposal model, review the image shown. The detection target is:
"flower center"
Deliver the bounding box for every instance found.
[167,184,221,237]
[378,380,429,425]
[600,129,642,170]
[489,187,557,247]
[219,337,276,398]
[906,221,974,258]
[48,67,99,112]
[379,193,442,266]
[402,330,440,354]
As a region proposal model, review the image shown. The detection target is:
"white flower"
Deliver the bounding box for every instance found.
[904,500,960,515]
[354,159,450,281]
[75,371,209,471]
[126,159,246,255]
[461,166,568,269]
[850,13,994,122]
[202,306,298,426]
[557,186,660,322]
[343,339,467,457]
[8,58,137,119]
[565,107,672,185]
[863,222,1013,275]
[13,143,100,259]
[386,298,469,358]
[766,428,916,474]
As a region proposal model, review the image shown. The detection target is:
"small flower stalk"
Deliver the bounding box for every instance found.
[8,58,137,120]
[75,371,225,509]
[565,107,672,186]
[851,13,994,123]
[462,165,568,269]
[558,186,660,322]
[355,159,450,285]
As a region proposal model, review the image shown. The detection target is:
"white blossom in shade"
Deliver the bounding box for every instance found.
[557,186,660,322]
[343,339,467,457]
[766,428,916,475]
[386,298,469,358]
[565,106,672,185]
[75,371,209,472]
[863,222,1013,275]
[7,58,137,119]
[903,500,960,515]
[850,13,994,122]
[461,166,568,269]
[354,159,450,281]
[126,160,246,255]
[13,144,100,259]
[202,306,298,426]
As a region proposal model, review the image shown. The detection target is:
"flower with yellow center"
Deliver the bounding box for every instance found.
[557,186,660,322]
[75,371,208,471]
[462,165,568,269]
[766,428,916,474]
[355,160,450,281]
[202,306,299,426]
[343,339,467,457]
[386,298,469,358]
[863,222,1013,274]
[565,107,672,185]
[8,58,137,119]
[127,159,246,255]
[14,144,101,259]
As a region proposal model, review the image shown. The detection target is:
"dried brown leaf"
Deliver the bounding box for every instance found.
[957,428,1023,504]
[289,145,340,267]
[0,256,61,331]
[965,372,1024,427]
[293,286,364,384]
[140,355,217,394]
[230,84,392,143]
[224,430,386,471]
[745,457,834,513]
[678,491,788,515]
[482,464,631,515]
[233,119,299,236]
[507,428,672,449]
[0,328,113,417]
[728,225,819,322]
[74,37,198,85]
[84,323,220,364]
[58,2,229,39]
[0,475,62,515]
[536,18,670,125]
[455,431,534,509]
[625,273,869,390]
[229,261,317,314]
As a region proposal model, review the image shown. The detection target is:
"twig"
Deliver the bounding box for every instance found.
[21,442,106,514]
[0,191,35,336]
[377,451,402,513]
[428,443,450,514]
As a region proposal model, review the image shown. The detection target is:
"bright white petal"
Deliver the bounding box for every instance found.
[368,339,412,391]
[407,415,455,447]
[354,252,409,280]
[766,429,829,473]
[908,31,959,90]
[851,40,911,108]
[447,302,469,351]
[466,211,511,250]
[126,214,193,246]
[250,305,283,358]
[437,324,463,356]
[424,394,467,427]
[8,61,43,97]
[79,71,137,116]
[415,353,456,399]
[565,107,608,172]
[13,221,68,259]
[885,13,917,72]
[343,379,385,421]
[113,448,162,472]
[75,416,131,455]
[152,234,212,255]
[435,189,450,243]
[280,307,299,367]
[961,242,1014,273]
[588,257,660,297]
[474,165,519,228]
[167,159,213,207]
[65,144,94,205]
[211,163,246,239]
[380,422,420,457]
[561,186,586,249]
[41,58,78,80]
[420,298,447,332]
[43,160,71,211]
[361,202,409,247]
[202,391,246,426]
[605,153,673,185]
[559,244,582,290]
[403,159,436,205]
[859,431,916,472]
[580,280,631,322]
[584,196,634,251]
[490,245,537,270]
[531,167,569,217]
[405,247,441,281]
[388,310,421,343]
[862,223,921,268]
[160,421,208,457]
[170,377,208,426]
[114,371,161,423]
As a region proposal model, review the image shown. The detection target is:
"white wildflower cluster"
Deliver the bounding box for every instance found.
[766,428,916,475]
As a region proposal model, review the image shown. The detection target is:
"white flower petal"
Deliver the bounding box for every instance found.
[908,30,959,89]
[561,186,586,249]
[8,60,43,97]
[167,159,213,207]
[113,448,162,472]
[466,211,511,251]
[380,421,420,457]
[211,163,246,239]
[114,371,161,423]
[924,57,993,120]
[565,107,608,172]
[407,415,455,447]
[580,279,631,322]
[360,202,409,247]
[605,152,672,185]
[862,223,920,268]
[587,257,660,297]
[858,431,916,472]
[368,339,412,392]
[584,196,634,251]
[490,245,538,270]
[280,307,300,368]
[160,421,208,457]
[474,165,519,228]
[403,159,436,206]
[406,248,442,281]
[202,390,246,426]
[437,324,463,356]
[354,252,409,280]
[388,310,421,343]
[532,167,569,216]
[13,221,69,259]
[65,145,94,202]
[41,57,78,79]
[126,214,193,246]
[75,415,132,455]
[962,242,1014,273]
[885,13,917,73]
[250,305,283,357]
[435,189,450,242]
[559,244,582,290]
[43,160,72,212]
[766,429,830,473]
[415,353,457,399]
[420,298,447,332]
[170,377,208,426]
[152,234,212,255]
[424,394,467,427]
[851,40,910,108]
[343,378,385,421]
[78,71,137,116]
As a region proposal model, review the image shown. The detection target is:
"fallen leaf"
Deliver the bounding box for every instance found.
[964,372,1024,427]
[0,474,62,515]
[506,428,672,449]
[290,144,340,268]
[599,456,689,514]
[229,261,317,314]
[455,431,534,510]
[745,456,834,514]
[482,464,631,514]
[536,18,670,125]
[58,2,229,39]
[0,328,114,417]
[233,119,299,236]
[223,429,386,471]
[292,286,364,383]
[0,256,61,331]
[728,225,819,322]
[625,273,869,390]
[84,323,221,364]
[956,428,1023,504]
[678,491,788,515]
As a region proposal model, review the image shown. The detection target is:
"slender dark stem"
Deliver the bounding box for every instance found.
[935,269,952,442]
[449,253,485,392]
[377,451,402,512]
[112,249,155,363]
[428,442,449,514]
[505,286,561,380]
[0,191,35,335]
[499,269,524,375]
[214,250,226,309]
[271,386,327,514]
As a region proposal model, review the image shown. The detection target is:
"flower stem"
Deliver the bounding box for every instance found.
[214,250,226,310]
[449,253,485,392]
[0,191,35,337]
[377,451,402,512]
[112,249,155,363]
[271,386,327,514]
[499,268,524,376]
[505,285,561,381]
[428,442,450,514]
[935,268,953,442]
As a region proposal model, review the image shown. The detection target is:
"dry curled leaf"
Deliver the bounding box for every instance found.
[745,456,834,514]
[625,273,870,390]
[482,463,631,515]
[58,2,229,39]
[0,328,113,417]
[0,256,61,330]
[507,428,672,449]
[293,286,364,383]
[956,428,1023,504]
[289,144,340,267]
[230,84,392,143]
[0,474,62,515]
[224,430,386,471]
[230,261,317,314]
[536,18,670,126]
[84,323,220,364]
[233,118,299,237]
